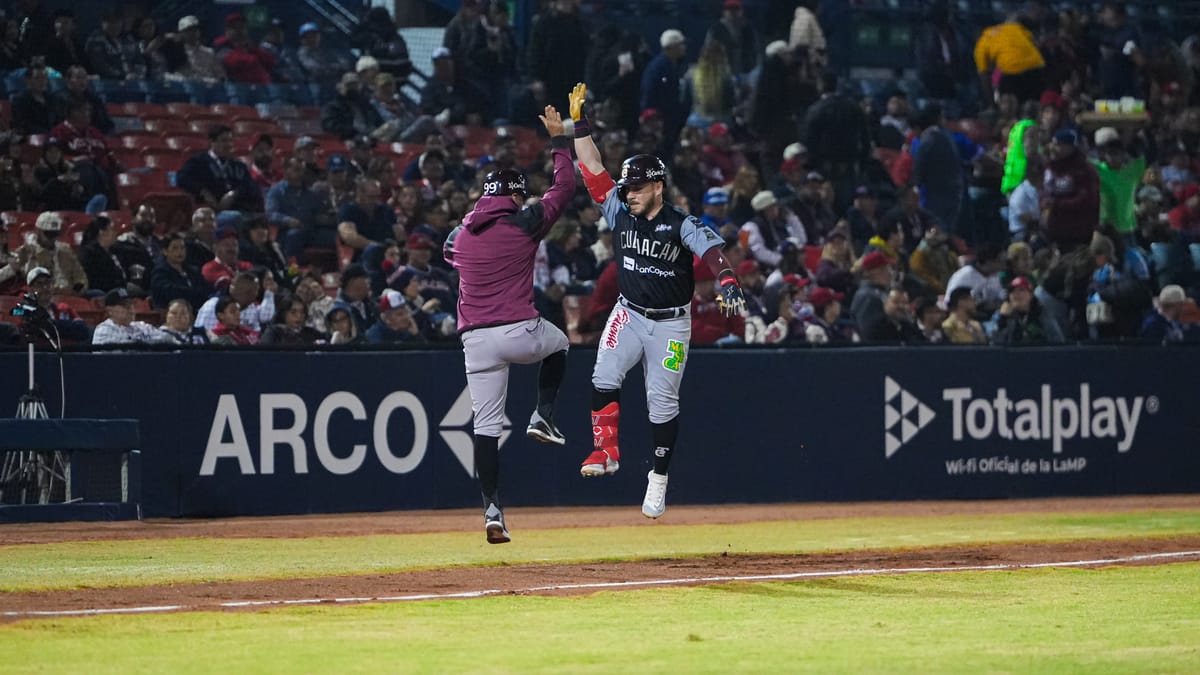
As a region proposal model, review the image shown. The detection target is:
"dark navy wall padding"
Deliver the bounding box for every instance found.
[1,346,1197,517]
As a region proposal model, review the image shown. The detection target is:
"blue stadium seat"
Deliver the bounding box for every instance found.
[95,80,148,104]
[148,81,191,104]
[4,71,24,95]
[183,80,228,105]
[268,83,314,106]
[225,82,271,105]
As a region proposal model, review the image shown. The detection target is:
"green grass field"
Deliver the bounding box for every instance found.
[3,507,1199,673]
[3,509,1199,592]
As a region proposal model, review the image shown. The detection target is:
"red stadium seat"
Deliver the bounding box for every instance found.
[210,104,258,121]
[111,147,147,171]
[2,210,39,227]
[143,153,188,173]
[164,135,209,153]
[234,120,282,137]
[804,245,823,274]
[99,210,133,228]
[165,102,212,118]
[143,118,193,136]
[279,118,321,136]
[52,295,100,313]
[137,192,195,232]
[110,102,167,118]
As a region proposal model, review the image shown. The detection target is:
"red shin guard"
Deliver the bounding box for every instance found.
[591,402,620,459]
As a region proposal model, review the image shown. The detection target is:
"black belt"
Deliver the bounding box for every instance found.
[619,297,687,321]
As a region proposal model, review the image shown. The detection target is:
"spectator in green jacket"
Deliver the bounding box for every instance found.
[1092,126,1145,238]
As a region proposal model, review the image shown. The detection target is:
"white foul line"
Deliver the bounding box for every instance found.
[5,550,1199,619]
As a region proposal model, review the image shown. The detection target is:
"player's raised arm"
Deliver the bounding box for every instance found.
[569,83,615,203]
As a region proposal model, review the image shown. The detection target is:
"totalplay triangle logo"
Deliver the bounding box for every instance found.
[884,376,936,458]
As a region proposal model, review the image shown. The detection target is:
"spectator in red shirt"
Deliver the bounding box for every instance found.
[220,14,276,84]
[1168,185,1200,243]
[201,213,253,288]
[701,122,746,187]
[209,295,261,345]
[691,256,745,344]
[49,99,117,203]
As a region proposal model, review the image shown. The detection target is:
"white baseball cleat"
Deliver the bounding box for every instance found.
[580,449,619,476]
[642,471,668,519]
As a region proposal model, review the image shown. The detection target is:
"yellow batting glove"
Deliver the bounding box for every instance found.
[569,83,587,121]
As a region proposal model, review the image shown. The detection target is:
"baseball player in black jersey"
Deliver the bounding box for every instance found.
[569,83,745,518]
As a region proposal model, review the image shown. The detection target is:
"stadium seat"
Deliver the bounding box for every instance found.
[279,118,321,136]
[137,192,195,232]
[804,245,823,274]
[98,210,133,228]
[267,83,315,107]
[143,153,188,173]
[111,116,145,134]
[95,79,148,104]
[52,295,100,313]
[147,81,191,104]
[165,102,208,118]
[117,172,172,210]
[210,103,258,121]
[183,80,228,105]
[164,135,209,153]
[108,102,166,118]
[226,82,271,106]
[144,118,193,136]
[235,120,282,136]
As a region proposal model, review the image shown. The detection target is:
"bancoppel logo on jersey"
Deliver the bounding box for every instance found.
[884,376,1158,458]
[623,256,675,277]
[655,223,672,232]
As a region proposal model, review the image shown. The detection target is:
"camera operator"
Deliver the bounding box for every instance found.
[13,212,89,296]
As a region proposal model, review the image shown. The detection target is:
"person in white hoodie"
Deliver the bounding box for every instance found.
[739,190,806,272]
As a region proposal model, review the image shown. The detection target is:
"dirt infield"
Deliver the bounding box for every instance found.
[3,495,1199,619]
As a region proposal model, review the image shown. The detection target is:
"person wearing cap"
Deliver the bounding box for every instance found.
[13,211,88,296]
[400,231,456,322]
[421,46,487,127]
[322,154,355,210]
[19,266,93,343]
[700,122,745,187]
[1092,126,1146,238]
[850,250,894,334]
[92,289,172,346]
[336,177,398,257]
[570,81,746,519]
[705,0,759,77]
[700,187,734,236]
[200,212,253,288]
[1139,285,1196,344]
[941,286,987,344]
[177,124,263,213]
[169,15,225,82]
[783,170,833,243]
[641,29,690,153]
[846,185,882,252]
[804,287,848,344]
[993,275,1065,344]
[446,105,576,543]
[1043,127,1100,251]
[814,221,856,294]
[740,189,806,270]
[364,289,426,345]
[321,72,385,140]
[218,13,276,85]
[266,156,335,259]
[294,21,350,85]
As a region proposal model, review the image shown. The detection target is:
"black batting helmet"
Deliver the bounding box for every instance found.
[481,168,527,198]
[616,154,667,202]
[443,224,462,262]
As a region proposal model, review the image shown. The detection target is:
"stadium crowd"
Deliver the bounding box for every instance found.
[2,0,1200,348]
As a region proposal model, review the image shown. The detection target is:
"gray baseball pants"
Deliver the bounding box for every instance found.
[462,317,569,436]
[591,303,691,423]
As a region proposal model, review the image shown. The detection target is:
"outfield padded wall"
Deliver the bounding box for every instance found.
[1,346,1198,517]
